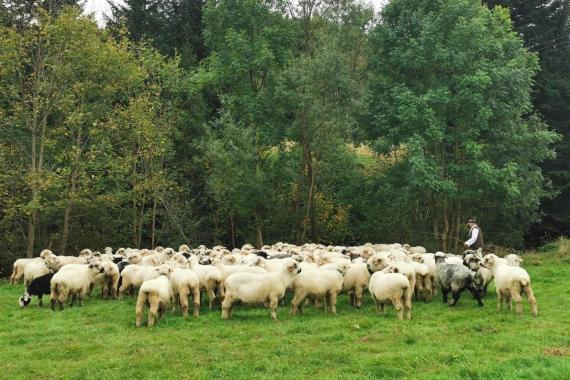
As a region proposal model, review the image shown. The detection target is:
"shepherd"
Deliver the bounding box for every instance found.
[464,218,484,251]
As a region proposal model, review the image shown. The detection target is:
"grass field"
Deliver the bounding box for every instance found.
[1,244,569,379]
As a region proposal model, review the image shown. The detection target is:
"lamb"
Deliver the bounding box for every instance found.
[118,264,170,297]
[434,253,483,307]
[170,268,200,318]
[43,254,87,272]
[50,262,105,310]
[10,257,45,285]
[289,265,348,316]
[135,266,174,327]
[188,256,223,309]
[342,263,370,308]
[19,273,55,308]
[222,260,302,320]
[368,269,411,320]
[482,254,537,317]
[98,260,120,299]
[22,261,51,287]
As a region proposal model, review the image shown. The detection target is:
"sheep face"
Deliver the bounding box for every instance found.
[481,254,499,269]
[88,262,105,275]
[178,244,190,253]
[19,293,32,308]
[286,262,302,275]
[463,254,482,271]
[39,249,54,259]
[434,252,446,264]
[79,249,92,257]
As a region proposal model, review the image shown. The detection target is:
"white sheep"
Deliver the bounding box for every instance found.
[290,265,348,316]
[504,254,523,267]
[342,263,370,308]
[118,264,169,297]
[135,266,174,327]
[188,256,223,309]
[10,257,46,284]
[482,254,537,317]
[368,270,411,320]
[22,261,51,287]
[222,260,301,320]
[170,268,201,318]
[50,262,105,310]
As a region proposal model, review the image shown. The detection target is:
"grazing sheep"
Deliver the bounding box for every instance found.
[368,270,411,320]
[10,257,45,285]
[290,265,348,316]
[434,253,483,307]
[482,254,537,317]
[170,268,200,318]
[135,266,174,327]
[19,273,55,308]
[50,262,105,310]
[222,260,302,320]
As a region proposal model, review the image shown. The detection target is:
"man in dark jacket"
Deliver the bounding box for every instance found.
[464,218,484,251]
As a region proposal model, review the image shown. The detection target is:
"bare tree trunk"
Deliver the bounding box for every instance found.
[151,193,158,248]
[254,208,263,249]
[229,213,236,250]
[442,199,449,252]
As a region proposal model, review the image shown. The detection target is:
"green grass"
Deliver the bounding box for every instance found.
[1,253,569,379]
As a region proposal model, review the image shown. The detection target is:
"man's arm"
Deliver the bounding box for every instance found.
[464,228,479,247]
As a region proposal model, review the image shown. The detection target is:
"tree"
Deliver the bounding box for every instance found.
[107,0,207,68]
[485,1,570,245]
[366,0,559,250]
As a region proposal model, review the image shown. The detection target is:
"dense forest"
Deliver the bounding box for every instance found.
[0,0,568,266]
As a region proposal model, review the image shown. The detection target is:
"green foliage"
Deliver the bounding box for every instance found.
[366,0,559,249]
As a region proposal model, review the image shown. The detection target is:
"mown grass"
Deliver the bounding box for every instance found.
[1,249,569,379]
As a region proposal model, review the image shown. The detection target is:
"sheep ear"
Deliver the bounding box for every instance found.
[393,268,399,273]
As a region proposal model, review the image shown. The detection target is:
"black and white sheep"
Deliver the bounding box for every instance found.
[434,253,483,307]
[19,273,55,308]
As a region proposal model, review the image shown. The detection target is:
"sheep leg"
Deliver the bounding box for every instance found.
[329,292,338,315]
[290,292,306,316]
[148,303,158,327]
[38,295,43,307]
[207,287,217,310]
[221,297,233,319]
[523,285,538,318]
[469,287,484,307]
[496,290,503,312]
[392,298,404,320]
[424,276,432,302]
[354,287,364,308]
[192,287,200,317]
[348,291,355,307]
[180,290,189,318]
[510,283,523,315]
[449,292,460,306]
[379,303,385,314]
[269,296,279,321]
[70,293,76,307]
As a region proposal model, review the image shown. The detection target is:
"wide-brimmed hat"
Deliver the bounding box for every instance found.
[468,218,478,223]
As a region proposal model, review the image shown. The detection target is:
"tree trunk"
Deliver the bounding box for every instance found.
[442,199,449,252]
[151,193,158,248]
[230,213,236,250]
[254,208,263,249]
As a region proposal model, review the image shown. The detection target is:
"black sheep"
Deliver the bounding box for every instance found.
[19,273,54,308]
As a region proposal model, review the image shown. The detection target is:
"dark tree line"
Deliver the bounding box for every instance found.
[0,0,567,272]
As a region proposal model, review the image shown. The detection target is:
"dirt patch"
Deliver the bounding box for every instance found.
[543,347,570,357]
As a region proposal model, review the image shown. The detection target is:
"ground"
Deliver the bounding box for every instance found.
[0,246,569,379]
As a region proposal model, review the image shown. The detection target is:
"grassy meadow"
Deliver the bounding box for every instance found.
[1,242,569,379]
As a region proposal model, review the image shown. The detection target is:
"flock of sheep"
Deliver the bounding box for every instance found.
[10,242,538,327]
